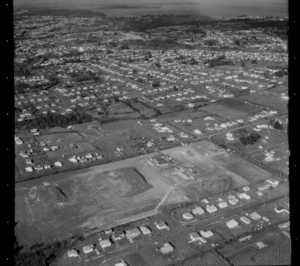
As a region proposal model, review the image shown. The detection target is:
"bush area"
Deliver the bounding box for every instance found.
[70,70,102,82]
[270,119,284,130]
[152,80,161,88]
[14,240,70,266]
[15,78,59,93]
[14,65,31,77]
[205,55,234,68]
[239,132,261,145]
[15,109,93,130]
[204,39,219,46]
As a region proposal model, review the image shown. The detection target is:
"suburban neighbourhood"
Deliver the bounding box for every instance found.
[13,4,289,266]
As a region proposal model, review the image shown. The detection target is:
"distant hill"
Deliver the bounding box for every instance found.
[19,8,106,18]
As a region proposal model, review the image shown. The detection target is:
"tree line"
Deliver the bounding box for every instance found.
[16,109,93,130]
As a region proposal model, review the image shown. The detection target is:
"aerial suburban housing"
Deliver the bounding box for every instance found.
[13,2,290,266]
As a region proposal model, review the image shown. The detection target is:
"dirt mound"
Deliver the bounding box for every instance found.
[47,186,68,203]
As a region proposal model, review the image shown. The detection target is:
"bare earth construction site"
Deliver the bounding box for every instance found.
[16,140,273,246]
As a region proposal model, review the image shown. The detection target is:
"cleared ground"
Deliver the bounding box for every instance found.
[15,154,185,247]
[15,140,274,248]
[161,141,272,199]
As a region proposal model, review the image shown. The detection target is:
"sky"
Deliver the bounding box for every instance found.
[14,0,288,18]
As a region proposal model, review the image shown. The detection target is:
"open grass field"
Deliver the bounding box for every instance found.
[240,91,288,114]
[200,104,248,120]
[174,250,231,266]
[227,231,291,265]
[99,120,139,136]
[15,154,186,247]
[124,253,149,266]
[269,85,288,93]
[199,98,261,120]
[71,122,104,141]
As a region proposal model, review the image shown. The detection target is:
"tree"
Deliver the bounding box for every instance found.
[152,80,160,88]
[272,120,284,130]
[235,39,241,46]
[190,58,198,65]
[240,132,261,145]
[49,76,59,84]
[164,58,173,63]
[275,70,284,77]
[120,44,129,50]
[110,42,117,47]
[15,82,28,93]
[204,39,217,46]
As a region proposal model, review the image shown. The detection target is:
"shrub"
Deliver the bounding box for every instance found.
[239,132,261,145]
